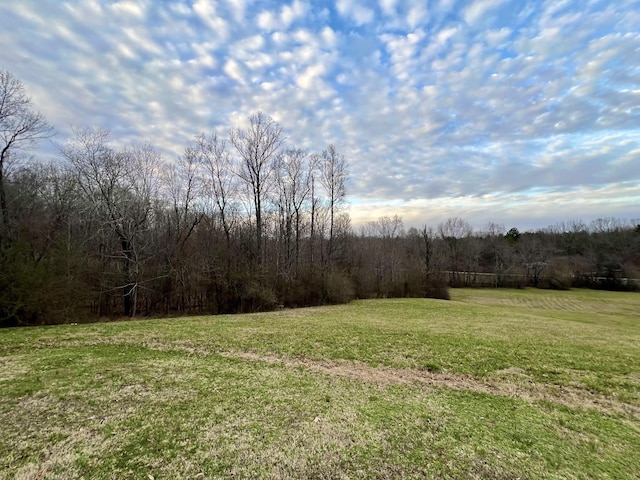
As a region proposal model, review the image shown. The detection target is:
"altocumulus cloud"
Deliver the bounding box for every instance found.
[1,0,638,230]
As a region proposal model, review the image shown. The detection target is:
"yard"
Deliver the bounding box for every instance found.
[1,288,639,479]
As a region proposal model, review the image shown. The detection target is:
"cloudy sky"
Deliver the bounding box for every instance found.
[1,0,639,231]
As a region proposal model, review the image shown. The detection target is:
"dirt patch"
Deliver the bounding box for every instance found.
[11,427,113,480]
[0,356,30,381]
[216,351,640,419]
[75,338,638,419]
[495,367,528,376]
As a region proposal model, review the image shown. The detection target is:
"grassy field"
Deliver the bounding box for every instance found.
[1,288,639,479]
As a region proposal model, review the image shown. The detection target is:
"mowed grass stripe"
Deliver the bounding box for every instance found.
[1,288,639,479]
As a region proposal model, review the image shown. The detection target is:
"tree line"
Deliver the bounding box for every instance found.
[1,69,638,326]
[356,215,639,294]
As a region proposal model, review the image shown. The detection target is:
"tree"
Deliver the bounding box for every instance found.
[61,128,162,316]
[481,222,513,287]
[163,148,203,258]
[230,112,283,266]
[517,232,552,287]
[403,225,449,299]
[419,226,442,294]
[0,163,85,326]
[317,144,347,266]
[438,217,472,285]
[194,132,238,255]
[0,70,52,241]
[275,147,313,277]
[363,215,404,295]
[158,148,205,312]
[191,131,241,312]
[505,227,521,244]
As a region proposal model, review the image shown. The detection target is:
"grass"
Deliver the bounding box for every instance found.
[1,288,639,479]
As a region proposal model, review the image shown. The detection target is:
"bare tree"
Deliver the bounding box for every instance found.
[193,132,238,254]
[152,147,205,313]
[364,215,404,294]
[308,167,322,267]
[517,232,553,287]
[61,128,162,316]
[0,70,52,240]
[420,226,439,294]
[230,112,283,266]
[163,147,204,257]
[190,131,241,312]
[317,144,347,265]
[438,217,472,285]
[480,222,514,287]
[275,147,313,276]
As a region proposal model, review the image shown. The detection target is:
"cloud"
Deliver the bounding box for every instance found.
[223,59,246,84]
[336,0,375,25]
[0,0,637,231]
[320,26,338,48]
[108,1,146,20]
[379,0,398,16]
[407,2,428,29]
[281,0,307,26]
[188,42,218,69]
[228,0,248,22]
[296,63,326,90]
[193,0,229,42]
[463,0,508,26]
[256,10,279,31]
[349,181,640,231]
[257,0,308,31]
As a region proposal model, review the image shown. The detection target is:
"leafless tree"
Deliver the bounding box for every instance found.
[364,215,404,294]
[317,144,347,265]
[61,128,162,316]
[0,70,52,240]
[230,112,283,266]
[163,147,204,256]
[275,147,313,276]
[479,222,514,287]
[308,167,322,267]
[188,131,241,311]
[438,217,472,285]
[153,147,204,312]
[420,225,439,292]
[193,132,238,254]
[517,233,552,287]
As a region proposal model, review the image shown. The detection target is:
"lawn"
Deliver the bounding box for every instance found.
[1,288,639,479]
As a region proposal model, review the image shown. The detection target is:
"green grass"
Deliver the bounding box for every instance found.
[1,288,639,479]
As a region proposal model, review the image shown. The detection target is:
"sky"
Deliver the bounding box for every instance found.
[1,0,639,232]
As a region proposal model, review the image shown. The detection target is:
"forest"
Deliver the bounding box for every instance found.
[1,69,639,326]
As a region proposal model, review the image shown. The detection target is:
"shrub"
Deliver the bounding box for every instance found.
[324,268,356,304]
[423,273,450,300]
[241,281,278,312]
[542,276,572,290]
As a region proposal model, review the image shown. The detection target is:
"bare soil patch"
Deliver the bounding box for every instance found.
[24,334,637,419]
[216,350,640,418]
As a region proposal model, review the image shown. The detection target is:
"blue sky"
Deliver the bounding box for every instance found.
[1,0,639,231]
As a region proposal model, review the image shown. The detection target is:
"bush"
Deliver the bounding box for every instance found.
[402,270,450,300]
[540,276,572,290]
[324,268,356,304]
[275,271,324,308]
[0,242,89,327]
[423,273,450,300]
[571,275,640,292]
[240,281,278,312]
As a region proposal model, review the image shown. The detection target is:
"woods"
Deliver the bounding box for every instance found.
[0,70,638,326]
